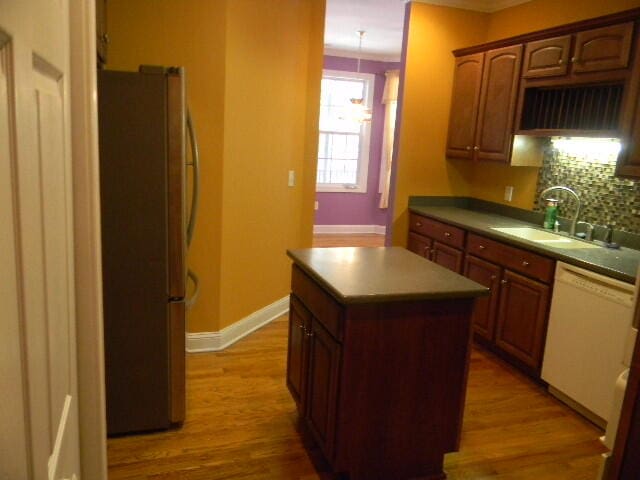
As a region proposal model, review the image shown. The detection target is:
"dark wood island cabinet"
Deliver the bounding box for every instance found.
[286,247,487,480]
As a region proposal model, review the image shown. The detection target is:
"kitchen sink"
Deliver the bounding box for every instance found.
[490,227,601,249]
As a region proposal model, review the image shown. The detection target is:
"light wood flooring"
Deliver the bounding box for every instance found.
[312,233,385,248]
[108,316,606,480]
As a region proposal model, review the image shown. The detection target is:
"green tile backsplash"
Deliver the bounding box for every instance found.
[535,145,640,235]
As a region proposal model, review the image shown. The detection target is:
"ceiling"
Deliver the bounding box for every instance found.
[323,0,532,61]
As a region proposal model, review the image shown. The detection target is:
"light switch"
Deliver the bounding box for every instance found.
[288,170,295,187]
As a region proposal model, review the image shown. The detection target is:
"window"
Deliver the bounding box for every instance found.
[316,70,374,193]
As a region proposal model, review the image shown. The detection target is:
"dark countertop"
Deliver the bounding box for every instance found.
[409,204,640,284]
[287,247,489,304]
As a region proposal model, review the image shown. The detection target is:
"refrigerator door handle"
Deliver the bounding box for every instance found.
[186,108,199,248]
[186,108,200,309]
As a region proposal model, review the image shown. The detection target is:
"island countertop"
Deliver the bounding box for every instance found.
[287,246,488,304]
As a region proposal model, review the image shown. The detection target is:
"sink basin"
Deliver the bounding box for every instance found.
[491,227,601,249]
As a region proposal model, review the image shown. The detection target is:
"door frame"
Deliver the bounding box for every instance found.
[69,0,108,477]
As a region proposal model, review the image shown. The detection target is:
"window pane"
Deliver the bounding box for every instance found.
[317,132,360,185]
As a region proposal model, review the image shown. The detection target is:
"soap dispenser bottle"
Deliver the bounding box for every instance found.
[543,199,558,230]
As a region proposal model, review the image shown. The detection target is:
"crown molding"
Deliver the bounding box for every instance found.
[411,0,532,13]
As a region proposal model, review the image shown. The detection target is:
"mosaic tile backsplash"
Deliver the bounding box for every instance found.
[535,144,640,235]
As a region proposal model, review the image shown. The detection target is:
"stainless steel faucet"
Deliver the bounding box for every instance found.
[539,186,582,236]
[576,221,594,241]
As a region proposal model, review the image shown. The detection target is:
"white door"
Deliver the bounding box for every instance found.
[0,0,81,479]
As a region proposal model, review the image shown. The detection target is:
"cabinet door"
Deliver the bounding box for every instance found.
[431,241,464,273]
[573,22,634,73]
[475,44,523,163]
[407,232,432,259]
[495,270,550,371]
[446,52,484,159]
[522,35,571,78]
[287,296,311,409]
[306,318,341,461]
[464,255,501,341]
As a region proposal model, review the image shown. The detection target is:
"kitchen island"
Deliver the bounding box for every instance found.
[286,247,488,480]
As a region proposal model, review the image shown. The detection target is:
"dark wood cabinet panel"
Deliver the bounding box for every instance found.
[475,45,523,163]
[495,270,550,371]
[523,35,571,78]
[305,318,340,461]
[573,22,634,73]
[407,231,432,259]
[432,241,464,273]
[287,296,311,408]
[464,255,501,342]
[409,212,465,249]
[446,53,484,159]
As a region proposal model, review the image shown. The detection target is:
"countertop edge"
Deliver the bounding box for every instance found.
[409,206,637,284]
[287,248,489,305]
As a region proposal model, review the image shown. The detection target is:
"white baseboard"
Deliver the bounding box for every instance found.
[313,224,386,235]
[186,296,290,353]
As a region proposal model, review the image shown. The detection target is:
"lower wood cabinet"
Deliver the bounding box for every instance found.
[408,214,465,273]
[495,269,550,370]
[408,212,555,377]
[463,243,553,375]
[463,255,500,342]
[286,262,476,479]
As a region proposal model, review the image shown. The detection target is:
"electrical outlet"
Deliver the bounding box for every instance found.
[314,201,319,211]
[504,186,514,202]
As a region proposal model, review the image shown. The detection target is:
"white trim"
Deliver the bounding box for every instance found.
[412,0,532,13]
[68,0,108,477]
[313,225,387,235]
[186,296,290,353]
[324,48,401,63]
[317,70,374,194]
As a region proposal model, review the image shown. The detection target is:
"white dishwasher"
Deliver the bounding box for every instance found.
[541,262,635,426]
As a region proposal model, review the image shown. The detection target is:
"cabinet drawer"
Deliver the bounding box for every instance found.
[409,213,465,249]
[467,233,554,283]
[292,264,343,341]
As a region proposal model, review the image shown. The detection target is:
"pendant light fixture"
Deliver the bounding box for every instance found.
[350,30,372,123]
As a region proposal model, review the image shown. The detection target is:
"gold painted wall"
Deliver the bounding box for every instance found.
[391,3,489,245]
[470,0,640,209]
[107,0,324,332]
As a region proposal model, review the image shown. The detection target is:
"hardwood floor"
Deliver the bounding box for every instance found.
[312,233,385,248]
[108,316,606,480]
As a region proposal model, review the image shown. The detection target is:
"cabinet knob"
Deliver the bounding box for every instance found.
[571,56,578,63]
[416,222,422,227]
[298,324,305,330]
[444,232,452,237]
[473,146,480,151]
[101,33,110,45]
[478,245,486,250]
[490,275,497,281]
[558,59,563,65]
[521,260,530,267]
[501,279,508,285]
[306,331,314,338]
[466,146,472,151]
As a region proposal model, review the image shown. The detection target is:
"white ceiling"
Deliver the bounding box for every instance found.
[324,0,532,61]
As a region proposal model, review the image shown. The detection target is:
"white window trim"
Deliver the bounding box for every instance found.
[317,69,375,194]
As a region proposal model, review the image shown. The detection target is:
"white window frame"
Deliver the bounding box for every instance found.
[316,69,375,193]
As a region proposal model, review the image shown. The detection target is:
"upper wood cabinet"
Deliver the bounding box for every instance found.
[446,45,522,163]
[522,23,634,79]
[522,35,571,78]
[475,45,523,162]
[573,22,634,73]
[446,53,484,159]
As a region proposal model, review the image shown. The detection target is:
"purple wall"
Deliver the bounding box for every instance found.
[315,56,401,227]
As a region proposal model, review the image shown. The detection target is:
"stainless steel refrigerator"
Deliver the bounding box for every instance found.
[98,66,199,435]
